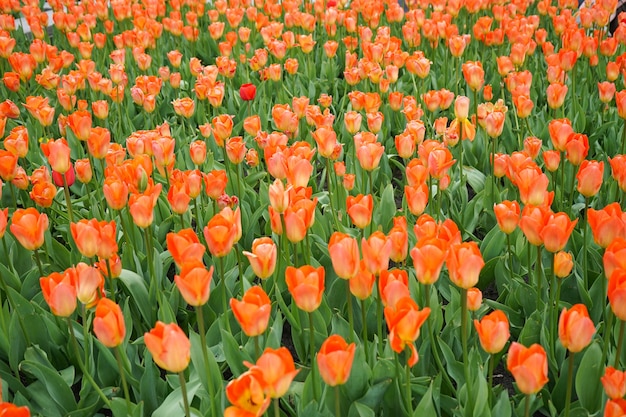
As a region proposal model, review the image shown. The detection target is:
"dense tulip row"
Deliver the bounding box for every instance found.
[2,0,626,415]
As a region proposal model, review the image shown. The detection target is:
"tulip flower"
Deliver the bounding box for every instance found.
[243,237,277,279]
[507,342,549,395]
[93,298,126,348]
[576,160,604,198]
[285,265,325,313]
[328,232,360,280]
[346,194,373,229]
[558,304,595,353]
[230,286,271,337]
[605,399,626,417]
[384,297,430,366]
[40,271,77,317]
[10,208,48,251]
[316,335,356,386]
[245,347,299,398]
[174,263,213,307]
[494,200,520,234]
[361,231,392,276]
[0,402,30,416]
[144,321,191,373]
[239,83,256,101]
[225,371,271,417]
[167,229,206,267]
[446,242,485,290]
[602,367,626,400]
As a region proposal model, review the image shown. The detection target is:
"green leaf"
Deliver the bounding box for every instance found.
[189,331,222,404]
[118,269,154,325]
[575,341,603,413]
[491,390,511,417]
[20,359,77,414]
[465,166,486,194]
[413,381,435,416]
[151,377,202,417]
[221,327,251,377]
[373,183,396,232]
[348,402,376,417]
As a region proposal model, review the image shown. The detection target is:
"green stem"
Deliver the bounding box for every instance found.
[564,353,575,417]
[218,257,231,333]
[424,284,456,394]
[145,226,160,310]
[193,197,202,235]
[615,320,625,368]
[196,306,218,417]
[66,317,111,407]
[461,288,474,415]
[115,346,131,413]
[602,309,615,368]
[406,361,412,416]
[309,312,320,401]
[325,158,340,231]
[488,355,495,405]
[254,335,260,360]
[347,281,354,341]
[62,173,74,224]
[506,234,513,280]
[334,386,341,417]
[583,200,589,290]
[34,248,45,276]
[536,245,543,309]
[361,299,368,358]
[525,394,530,417]
[274,398,280,417]
[81,305,89,366]
[178,372,191,417]
[1,238,12,272]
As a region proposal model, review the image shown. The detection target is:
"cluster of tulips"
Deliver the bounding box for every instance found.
[4,0,626,415]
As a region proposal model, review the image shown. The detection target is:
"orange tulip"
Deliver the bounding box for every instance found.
[474,310,510,354]
[212,114,234,147]
[203,170,228,200]
[350,260,376,300]
[0,402,30,416]
[67,110,93,141]
[29,181,57,208]
[379,269,410,308]
[225,371,271,417]
[73,263,104,307]
[540,212,577,253]
[230,286,271,337]
[554,251,574,278]
[462,61,485,91]
[103,177,129,210]
[494,200,520,234]
[605,238,626,279]
[10,208,48,251]
[361,231,392,276]
[514,165,550,206]
[356,142,385,171]
[0,208,7,239]
[576,160,604,197]
[243,237,277,279]
[346,194,373,229]
[446,242,485,289]
[285,265,325,312]
[546,82,568,109]
[41,138,71,174]
[519,204,551,247]
[467,287,482,311]
[602,367,626,400]
[312,126,337,159]
[70,219,101,258]
[93,297,126,348]
[245,347,299,398]
[328,232,360,280]
[144,321,191,373]
[388,217,408,263]
[558,304,595,353]
[85,127,110,160]
[410,238,448,285]
[605,399,626,417]
[128,184,162,229]
[40,271,77,317]
[609,269,626,321]
[506,342,549,395]
[167,229,206,267]
[0,150,18,181]
[174,262,213,307]
[316,334,356,386]
[565,133,589,166]
[588,203,626,249]
[384,296,430,366]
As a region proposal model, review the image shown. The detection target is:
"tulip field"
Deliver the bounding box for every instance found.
[5,0,626,415]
